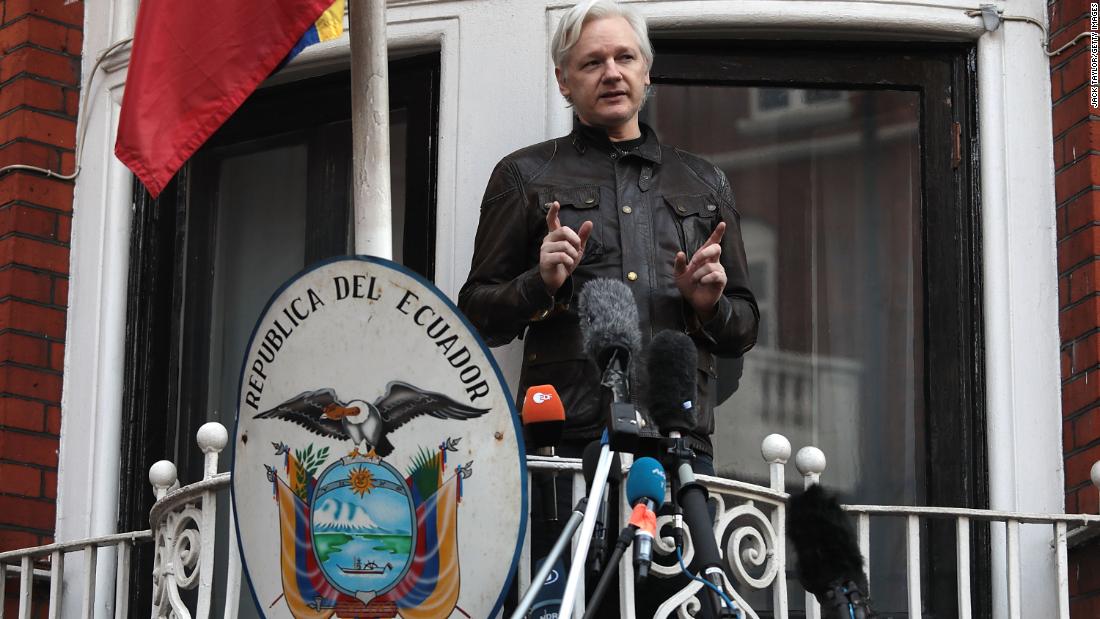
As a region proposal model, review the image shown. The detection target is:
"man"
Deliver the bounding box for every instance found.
[459,0,758,470]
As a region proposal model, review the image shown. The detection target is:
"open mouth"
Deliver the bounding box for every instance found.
[600,91,628,100]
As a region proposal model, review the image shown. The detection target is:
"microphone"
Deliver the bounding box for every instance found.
[645,330,737,617]
[788,484,875,619]
[578,279,643,451]
[625,456,666,581]
[582,440,622,572]
[581,457,666,618]
[645,329,698,438]
[577,278,642,372]
[523,385,565,522]
[523,385,565,456]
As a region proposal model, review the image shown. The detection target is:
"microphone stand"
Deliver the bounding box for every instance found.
[559,349,639,618]
[581,517,637,619]
[510,496,589,619]
[557,440,615,619]
[665,433,737,619]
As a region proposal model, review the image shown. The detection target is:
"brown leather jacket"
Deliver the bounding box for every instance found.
[458,124,758,456]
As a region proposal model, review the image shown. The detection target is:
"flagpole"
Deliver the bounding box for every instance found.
[350,0,392,258]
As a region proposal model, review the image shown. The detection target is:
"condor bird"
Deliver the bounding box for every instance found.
[254,382,489,457]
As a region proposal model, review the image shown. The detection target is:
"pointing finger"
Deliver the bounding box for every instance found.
[546,201,562,231]
[673,251,688,276]
[701,221,727,249]
[577,220,594,250]
[688,243,722,270]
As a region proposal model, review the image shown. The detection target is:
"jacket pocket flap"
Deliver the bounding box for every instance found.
[540,186,601,210]
[665,194,718,217]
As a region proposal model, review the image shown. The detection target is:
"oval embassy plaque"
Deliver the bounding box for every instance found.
[231,257,526,619]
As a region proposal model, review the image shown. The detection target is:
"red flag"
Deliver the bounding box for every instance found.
[115,0,334,197]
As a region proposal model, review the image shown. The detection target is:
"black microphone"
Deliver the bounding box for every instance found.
[646,330,736,617]
[645,329,698,437]
[788,484,875,619]
[578,279,643,451]
[582,440,622,572]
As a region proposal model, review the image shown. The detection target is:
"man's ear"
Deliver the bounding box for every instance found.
[555,66,571,99]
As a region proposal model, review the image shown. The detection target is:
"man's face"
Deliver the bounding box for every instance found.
[556,16,650,135]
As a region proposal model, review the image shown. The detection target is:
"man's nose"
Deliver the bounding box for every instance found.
[601,59,623,81]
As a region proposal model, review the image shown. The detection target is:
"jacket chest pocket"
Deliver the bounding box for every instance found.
[538,185,603,261]
[665,194,719,256]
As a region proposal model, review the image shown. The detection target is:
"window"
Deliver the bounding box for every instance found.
[648,42,983,617]
[118,54,441,617]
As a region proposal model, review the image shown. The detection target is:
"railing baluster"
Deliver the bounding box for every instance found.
[196,423,227,619]
[795,447,826,619]
[114,542,130,619]
[80,545,96,619]
[570,468,586,618]
[47,551,62,619]
[906,515,922,618]
[762,434,791,619]
[1056,522,1070,619]
[17,556,32,619]
[571,470,585,560]
[618,473,636,619]
[956,517,971,619]
[857,513,870,595]
[1006,520,1021,619]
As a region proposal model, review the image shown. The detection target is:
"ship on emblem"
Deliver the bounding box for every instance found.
[256,381,487,619]
[254,381,489,456]
[340,558,393,576]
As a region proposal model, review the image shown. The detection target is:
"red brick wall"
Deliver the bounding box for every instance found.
[0,0,81,561]
[1051,0,1100,616]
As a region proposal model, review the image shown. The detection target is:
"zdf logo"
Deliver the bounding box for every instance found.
[533,392,554,404]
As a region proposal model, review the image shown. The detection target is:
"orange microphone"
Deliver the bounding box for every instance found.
[523,385,565,522]
[522,385,565,457]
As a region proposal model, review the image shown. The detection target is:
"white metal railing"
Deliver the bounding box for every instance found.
[2,424,1099,618]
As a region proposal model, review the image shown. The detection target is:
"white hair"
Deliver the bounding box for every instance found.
[551,0,654,75]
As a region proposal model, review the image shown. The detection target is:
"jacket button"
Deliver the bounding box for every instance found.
[677,205,687,213]
[610,152,618,159]
[627,272,638,281]
[622,205,632,214]
[585,198,595,205]
[707,204,717,212]
[527,353,537,362]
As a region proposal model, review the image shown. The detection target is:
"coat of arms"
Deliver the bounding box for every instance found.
[231,257,525,619]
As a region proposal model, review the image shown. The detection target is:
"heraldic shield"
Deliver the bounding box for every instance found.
[231,257,527,619]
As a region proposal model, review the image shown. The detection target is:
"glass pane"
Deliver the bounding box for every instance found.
[757,87,790,110]
[648,84,923,615]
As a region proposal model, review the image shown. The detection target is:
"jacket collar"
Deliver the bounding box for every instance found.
[570,120,663,164]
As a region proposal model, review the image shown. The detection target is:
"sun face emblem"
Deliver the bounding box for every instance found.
[348,466,375,497]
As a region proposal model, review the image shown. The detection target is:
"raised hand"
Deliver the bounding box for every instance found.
[673,221,727,322]
[540,201,593,295]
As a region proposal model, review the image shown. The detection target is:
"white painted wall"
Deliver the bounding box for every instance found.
[60,0,1063,616]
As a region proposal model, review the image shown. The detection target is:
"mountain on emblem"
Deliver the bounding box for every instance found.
[254,381,489,457]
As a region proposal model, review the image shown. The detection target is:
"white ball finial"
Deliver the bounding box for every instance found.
[795,446,827,477]
[197,422,229,454]
[761,434,792,464]
[1091,461,1100,489]
[149,460,178,490]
